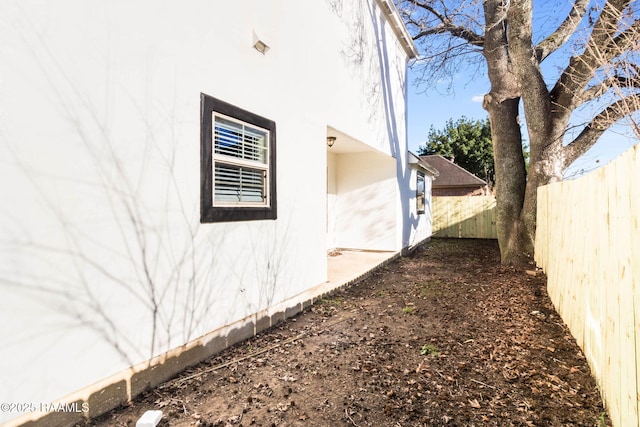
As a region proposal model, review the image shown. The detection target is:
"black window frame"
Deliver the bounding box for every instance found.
[200,93,277,223]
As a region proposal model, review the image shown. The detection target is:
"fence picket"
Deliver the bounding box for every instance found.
[535,144,640,427]
[432,196,497,239]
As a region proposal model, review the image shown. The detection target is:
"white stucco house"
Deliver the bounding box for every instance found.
[0,1,435,425]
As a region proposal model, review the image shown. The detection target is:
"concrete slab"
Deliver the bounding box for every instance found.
[327,249,398,288]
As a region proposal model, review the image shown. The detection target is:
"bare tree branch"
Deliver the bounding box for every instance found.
[508,0,552,125]
[408,1,485,46]
[411,1,447,23]
[413,25,484,45]
[563,93,640,168]
[578,73,640,104]
[551,0,637,112]
[599,20,640,61]
[535,0,591,62]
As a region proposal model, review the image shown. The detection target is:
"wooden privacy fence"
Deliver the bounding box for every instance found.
[535,144,640,427]
[432,196,497,239]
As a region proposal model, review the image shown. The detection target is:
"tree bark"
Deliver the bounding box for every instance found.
[484,96,530,264]
[481,0,531,265]
[507,0,565,253]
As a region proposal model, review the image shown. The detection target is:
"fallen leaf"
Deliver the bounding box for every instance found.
[469,399,481,409]
[548,374,562,383]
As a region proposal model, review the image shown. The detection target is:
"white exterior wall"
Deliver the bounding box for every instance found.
[333,151,398,250]
[0,1,423,423]
[407,165,435,248]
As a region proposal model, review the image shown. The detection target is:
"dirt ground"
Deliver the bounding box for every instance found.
[92,239,609,427]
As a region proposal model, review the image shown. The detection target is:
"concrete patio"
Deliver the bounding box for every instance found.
[326,249,399,289]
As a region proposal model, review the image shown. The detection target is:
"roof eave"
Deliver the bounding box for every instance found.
[376,0,419,59]
[433,184,487,189]
[408,151,439,176]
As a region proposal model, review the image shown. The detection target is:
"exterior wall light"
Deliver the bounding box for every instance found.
[253,39,269,54]
[327,136,337,147]
[252,32,270,54]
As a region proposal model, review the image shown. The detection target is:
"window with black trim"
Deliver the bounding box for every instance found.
[201,94,277,222]
[416,171,425,214]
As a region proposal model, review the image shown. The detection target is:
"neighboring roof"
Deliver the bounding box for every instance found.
[408,151,439,176]
[376,0,419,59]
[420,155,487,188]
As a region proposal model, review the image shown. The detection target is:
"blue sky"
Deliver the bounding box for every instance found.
[405,70,489,154]
[405,67,639,179]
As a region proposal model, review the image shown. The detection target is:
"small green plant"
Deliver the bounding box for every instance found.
[315,295,345,315]
[420,343,440,356]
[596,412,608,427]
[377,289,387,297]
[402,305,415,314]
[416,280,443,298]
[319,296,344,306]
[419,285,430,297]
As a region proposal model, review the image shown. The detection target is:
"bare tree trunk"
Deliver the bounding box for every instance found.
[520,125,566,253]
[503,0,556,262]
[481,0,531,265]
[484,97,530,265]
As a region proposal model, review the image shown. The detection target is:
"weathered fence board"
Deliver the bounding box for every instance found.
[432,196,497,239]
[535,144,640,427]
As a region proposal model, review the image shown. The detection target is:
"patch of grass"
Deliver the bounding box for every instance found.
[402,305,415,314]
[420,343,440,356]
[416,280,443,298]
[314,295,345,316]
[318,296,344,307]
[377,289,388,297]
[419,283,432,297]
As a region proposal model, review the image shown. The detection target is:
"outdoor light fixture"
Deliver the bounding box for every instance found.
[326,136,337,147]
[252,32,270,54]
[253,39,269,54]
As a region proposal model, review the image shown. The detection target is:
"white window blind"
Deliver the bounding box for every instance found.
[214,164,266,202]
[213,114,269,206]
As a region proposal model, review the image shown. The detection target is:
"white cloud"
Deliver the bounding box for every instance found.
[471,95,484,103]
